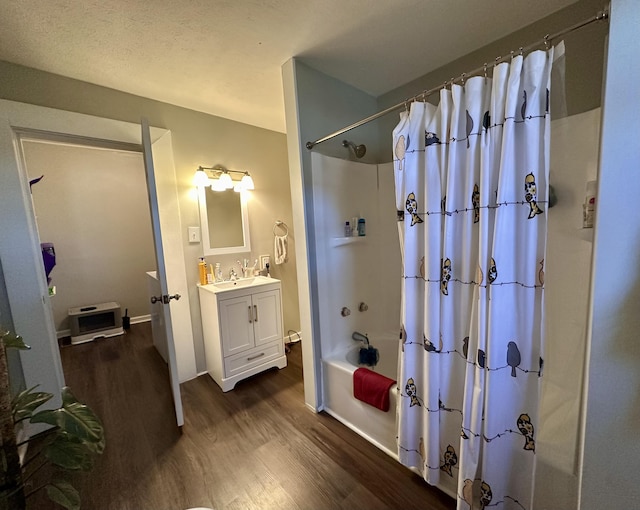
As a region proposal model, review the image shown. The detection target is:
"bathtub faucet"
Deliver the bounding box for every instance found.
[352,331,369,347]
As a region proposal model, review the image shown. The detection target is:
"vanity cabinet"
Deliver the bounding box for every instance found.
[198,278,287,392]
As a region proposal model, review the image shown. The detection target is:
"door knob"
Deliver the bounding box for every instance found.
[150,293,181,304]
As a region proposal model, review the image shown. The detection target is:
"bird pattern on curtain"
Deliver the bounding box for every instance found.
[393,46,558,510]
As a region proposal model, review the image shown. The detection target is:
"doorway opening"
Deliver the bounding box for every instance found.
[18,134,180,433]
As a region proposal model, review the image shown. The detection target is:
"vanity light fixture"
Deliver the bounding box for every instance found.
[194,168,210,187]
[240,172,255,190]
[218,170,234,190]
[194,165,255,192]
[210,179,227,192]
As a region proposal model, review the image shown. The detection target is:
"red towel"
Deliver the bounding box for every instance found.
[353,367,396,412]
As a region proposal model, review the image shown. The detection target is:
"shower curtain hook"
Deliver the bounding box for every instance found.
[461,73,466,85]
[483,63,488,79]
[519,47,524,56]
[510,50,515,61]
[544,34,550,49]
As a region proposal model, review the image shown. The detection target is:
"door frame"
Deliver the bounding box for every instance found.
[0,99,197,418]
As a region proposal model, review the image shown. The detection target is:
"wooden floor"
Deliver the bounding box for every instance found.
[29,323,454,510]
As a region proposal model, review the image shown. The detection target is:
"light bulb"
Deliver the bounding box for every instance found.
[194,169,209,187]
[240,173,255,190]
[219,172,233,189]
[211,179,226,191]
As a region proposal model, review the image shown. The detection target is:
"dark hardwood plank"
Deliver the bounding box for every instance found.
[27,324,455,510]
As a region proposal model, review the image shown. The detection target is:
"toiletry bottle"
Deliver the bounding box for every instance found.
[351,216,359,236]
[344,221,351,237]
[198,257,207,285]
[583,180,597,228]
[215,262,223,282]
[357,218,366,236]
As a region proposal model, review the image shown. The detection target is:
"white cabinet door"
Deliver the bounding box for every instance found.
[252,289,283,347]
[219,294,254,357]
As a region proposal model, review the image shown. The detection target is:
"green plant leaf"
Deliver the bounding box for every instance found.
[0,329,30,350]
[45,435,94,471]
[60,386,77,407]
[46,481,80,510]
[31,389,104,448]
[11,385,53,421]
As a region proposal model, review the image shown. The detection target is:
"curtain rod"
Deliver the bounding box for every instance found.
[306,8,609,150]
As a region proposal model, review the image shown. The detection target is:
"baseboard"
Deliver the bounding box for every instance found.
[306,402,321,413]
[285,330,302,343]
[131,314,150,324]
[56,314,150,338]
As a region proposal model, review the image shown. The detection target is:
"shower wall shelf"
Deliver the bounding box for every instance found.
[330,237,366,247]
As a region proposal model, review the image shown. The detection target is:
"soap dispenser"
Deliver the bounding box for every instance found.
[198,257,207,285]
[214,262,223,282]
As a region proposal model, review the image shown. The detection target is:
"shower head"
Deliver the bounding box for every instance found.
[342,139,366,159]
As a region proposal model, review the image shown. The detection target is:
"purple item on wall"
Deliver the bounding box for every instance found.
[41,243,56,285]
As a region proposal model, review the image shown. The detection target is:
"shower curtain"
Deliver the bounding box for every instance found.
[394,47,557,510]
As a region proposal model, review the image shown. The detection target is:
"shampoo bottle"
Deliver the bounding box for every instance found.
[583,180,597,228]
[357,218,366,236]
[198,257,207,285]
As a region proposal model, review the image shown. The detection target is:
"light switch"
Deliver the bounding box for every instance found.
[188,226,200,243]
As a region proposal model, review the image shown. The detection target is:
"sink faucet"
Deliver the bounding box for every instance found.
[229,267,238,281]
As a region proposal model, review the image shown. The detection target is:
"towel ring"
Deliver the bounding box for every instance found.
[273,220,289,236]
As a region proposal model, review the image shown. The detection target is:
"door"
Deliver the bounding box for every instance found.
[219,294,255,356]
[141,118,185,427]
[252,289,283,346]
[0,101,195,430]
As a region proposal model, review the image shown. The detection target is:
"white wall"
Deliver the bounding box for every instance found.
[534,108,600,510]
[580,0,640,507]
[24,140,156,332]
[311,155,401,358]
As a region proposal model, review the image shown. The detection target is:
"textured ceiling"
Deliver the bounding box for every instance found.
[0,0,575,133]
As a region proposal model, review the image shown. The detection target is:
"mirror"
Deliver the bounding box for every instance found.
[198,186,251,255]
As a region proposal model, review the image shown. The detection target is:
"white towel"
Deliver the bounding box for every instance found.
[274,234,288,264]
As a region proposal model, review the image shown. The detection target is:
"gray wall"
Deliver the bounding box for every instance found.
[283,59,381,408]
[375,0,608,160]
[0,62,300,374]
[24,141,156,332]
[581,0,640,507]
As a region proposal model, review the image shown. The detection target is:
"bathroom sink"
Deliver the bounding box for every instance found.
[203,276,279,293]
[214,277,256,289]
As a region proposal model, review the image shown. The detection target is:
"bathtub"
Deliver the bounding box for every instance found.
[322,335,399,458]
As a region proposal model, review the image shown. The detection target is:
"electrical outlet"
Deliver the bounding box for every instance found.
[188,226,200,243]
[260,255,270,270]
